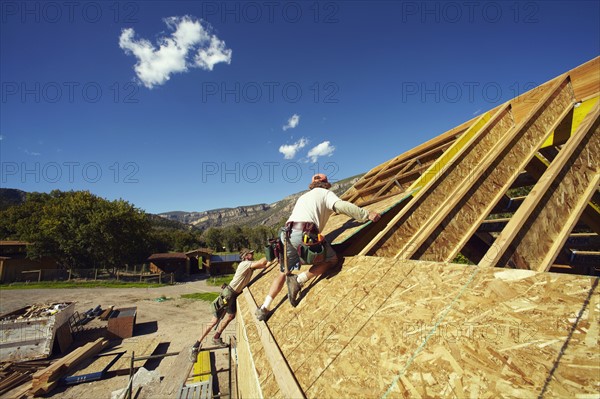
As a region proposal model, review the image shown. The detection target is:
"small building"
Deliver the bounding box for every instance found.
[185,248,214,274]
[147,248,239,280]
[147,253,188,280]
[0,241,59,283]
[207,253,239,276]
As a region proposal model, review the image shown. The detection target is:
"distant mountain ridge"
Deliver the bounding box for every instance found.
[0,188,27,210]
[0,174,362,230]
[158,174,362,229]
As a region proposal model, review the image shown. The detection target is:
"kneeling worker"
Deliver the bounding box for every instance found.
[189,248,268,361]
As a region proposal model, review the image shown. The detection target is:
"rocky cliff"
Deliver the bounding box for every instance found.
[159,174,361,229]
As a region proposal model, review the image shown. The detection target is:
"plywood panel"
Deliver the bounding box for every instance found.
[414,77,574,262]
[306,261,480,398]
[299,257,599,398]
[288,258,411,390]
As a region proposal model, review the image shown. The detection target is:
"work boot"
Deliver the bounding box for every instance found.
[255,307,269,321]
[188,345,200,362]
[286,274,301,307]
[212,336,226,346]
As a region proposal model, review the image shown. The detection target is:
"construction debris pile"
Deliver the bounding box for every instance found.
[0,302,143,398]
[0,303,71,322]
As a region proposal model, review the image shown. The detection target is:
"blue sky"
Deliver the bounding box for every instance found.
[1,1,598,214]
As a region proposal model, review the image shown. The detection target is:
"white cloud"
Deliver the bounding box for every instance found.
[194,36,233,71]
[279,137,308,159]
[282,114,300,131]
[307,141,335,163]
[119,16,232,88]
[24,149,41,156]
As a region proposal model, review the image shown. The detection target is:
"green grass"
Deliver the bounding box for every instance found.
[181,292,219,302]
[0,280,168,290]
[206,275,233,287]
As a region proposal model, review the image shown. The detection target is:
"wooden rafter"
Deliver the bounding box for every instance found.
[405,76,575,262]
[479,104,600,270]
[360,104,514,257]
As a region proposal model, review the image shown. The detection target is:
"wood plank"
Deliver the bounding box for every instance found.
[242,289,306,399]
[479,104,599,269]
[361,104,514,257]
[235,296,266,398]
[408,76,574,262]
[156,341,196,398]
[565,233,600,251]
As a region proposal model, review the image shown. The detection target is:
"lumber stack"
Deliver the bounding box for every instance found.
[0,360,51,397]
[28,338,109,396]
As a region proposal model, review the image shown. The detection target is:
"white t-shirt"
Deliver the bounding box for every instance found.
[229,260,254,293]
[286,188,341,231]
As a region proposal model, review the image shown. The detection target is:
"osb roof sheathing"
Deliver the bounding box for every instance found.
[240,256,599,398]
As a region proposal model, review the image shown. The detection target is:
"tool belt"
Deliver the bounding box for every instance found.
[213,284,237,318]
[265,238,283,262]
[286,221,327,265]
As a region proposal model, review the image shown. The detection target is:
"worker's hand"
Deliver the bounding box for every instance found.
[368,211,381,222]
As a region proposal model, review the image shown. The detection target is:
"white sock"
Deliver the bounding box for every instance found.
[261,295,273,310]
[297,272,309,285]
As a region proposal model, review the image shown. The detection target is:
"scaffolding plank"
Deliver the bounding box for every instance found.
[409,76,574,262]
[361,104,514,257]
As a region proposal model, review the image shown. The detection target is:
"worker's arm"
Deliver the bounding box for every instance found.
[333,200,381,223]
[250,257,269,270]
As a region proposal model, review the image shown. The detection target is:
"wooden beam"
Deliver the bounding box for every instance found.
[408,76,575,262]
[565,233,600,251]
[367,159,417,199]
[360,105,513,257]
[511,172,537,190]
[242,289,306,399]
[491,196,526,214]
[479,104,599,270]
[478,218,510,232]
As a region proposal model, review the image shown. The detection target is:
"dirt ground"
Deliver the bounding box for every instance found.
[0,278,237,399]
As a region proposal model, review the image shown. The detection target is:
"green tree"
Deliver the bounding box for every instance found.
[203,227,224,251]
[0,190,152,270]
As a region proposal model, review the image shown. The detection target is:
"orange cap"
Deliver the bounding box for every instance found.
[311,174,328,184]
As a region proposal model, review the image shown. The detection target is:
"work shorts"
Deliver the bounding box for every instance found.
[211,286,237,318]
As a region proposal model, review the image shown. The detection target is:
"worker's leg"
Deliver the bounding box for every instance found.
[269,272,286,298]
[196,316,219,343]
[190,312,221,361]
[214,299,237,345]
[258,228,300,312]
[214,312,235,339]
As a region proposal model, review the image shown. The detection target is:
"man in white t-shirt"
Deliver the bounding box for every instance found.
[255,174,381,321]
[189,248,268,361]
